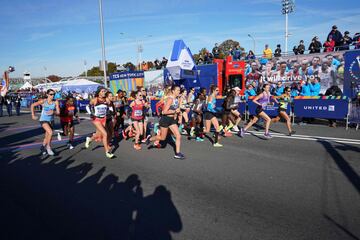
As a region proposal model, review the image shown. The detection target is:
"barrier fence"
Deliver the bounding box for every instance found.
[24,96,357,129]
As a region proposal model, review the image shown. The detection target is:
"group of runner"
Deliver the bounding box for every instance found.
[30,84,296,159]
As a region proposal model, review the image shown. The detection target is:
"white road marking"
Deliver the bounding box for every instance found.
[245,130,360,145]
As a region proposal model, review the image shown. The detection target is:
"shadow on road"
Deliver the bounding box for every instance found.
[0,145,182,240]
[319,140,360,240]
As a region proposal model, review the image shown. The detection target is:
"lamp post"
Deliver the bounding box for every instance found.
[247,34,256,54]
[98,0,107,88]
[282,0,295,55]
[120,33,152,70]
[84,60,87,77]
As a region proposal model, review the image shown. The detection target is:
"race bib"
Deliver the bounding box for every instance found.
[134,110,143,117]
[95,106,107,116]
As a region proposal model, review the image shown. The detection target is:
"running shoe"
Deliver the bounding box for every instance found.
[288,130,296,136]
[141,135,151,143]
[232,125,240,132]
[195,137,204,142]
[213,142,223,147]
[133,144,141,150]
[40,145,47,155]
[154,141,161,148]
[238,128,246,138]
[57,132,62,141]
[224,131,232,137]
[46,147,55,156]
[106,152,115,159]
[174,152,185,159]
[67,143,74,150]
[264,132,273,139]
[85,137,92,149]
[190,127,195,137]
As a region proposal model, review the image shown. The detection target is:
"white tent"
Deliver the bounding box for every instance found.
[61,78,102,93]
[19,82,33,89]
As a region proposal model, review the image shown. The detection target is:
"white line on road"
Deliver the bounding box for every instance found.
[246,130,360,145]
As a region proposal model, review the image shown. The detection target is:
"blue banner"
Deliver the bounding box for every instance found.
[344,50,360,98]
[294,99,348,119]
[110,71,144,80]
[248,101,290,117]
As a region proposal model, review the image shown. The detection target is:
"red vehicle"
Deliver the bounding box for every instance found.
[213,56,246,95]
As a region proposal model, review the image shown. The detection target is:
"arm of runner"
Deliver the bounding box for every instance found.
[252,93,263,106]
[30,99,43,120]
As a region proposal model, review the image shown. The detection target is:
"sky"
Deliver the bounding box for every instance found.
[1,0,359,78]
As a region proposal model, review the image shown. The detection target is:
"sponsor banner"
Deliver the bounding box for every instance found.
[349,103,360,124]
[248,101,290,117]
[77,100,90,111]
[344,50,360,98]
[109,71,144,94]
[294,99,348,119]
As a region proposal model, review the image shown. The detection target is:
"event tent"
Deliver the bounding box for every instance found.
[61,79,102,93]
[19,81,33,89]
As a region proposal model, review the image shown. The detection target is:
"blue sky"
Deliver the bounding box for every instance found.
[1,0,359,78]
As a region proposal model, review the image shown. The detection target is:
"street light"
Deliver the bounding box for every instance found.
[282,0,295,55]
[98,0,107,88]
[120,33,152,70]
[247,34,256,55]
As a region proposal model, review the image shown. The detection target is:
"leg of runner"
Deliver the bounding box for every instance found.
[280,111,295,135]
[239,116,259,137]
[259,112,272,139]
[42,123,55,156]
[211,117,223,147]
[133,121,141,150]
[169,124,185,159]
[68,122,75,149]
[92,121,114,158]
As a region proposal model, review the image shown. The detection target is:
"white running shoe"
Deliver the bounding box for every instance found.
[57,132,62,141]
[85,137,92,149]
[232,125,240,132]
[46,147,55,156]
[67,143,74,150]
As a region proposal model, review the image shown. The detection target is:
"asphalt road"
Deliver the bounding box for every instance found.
[1,112,360,240]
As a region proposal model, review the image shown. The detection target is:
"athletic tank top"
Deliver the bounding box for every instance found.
[279,96,290,109]
[207,97,217,113]
[258,92,270,108]
[40,100,56,122]
[94,98,108,118]
[169,96,179,111]
[131,100,144,120]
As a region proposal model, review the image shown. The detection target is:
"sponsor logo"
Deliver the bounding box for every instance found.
[304,106,328,111]
[328,105,335,111]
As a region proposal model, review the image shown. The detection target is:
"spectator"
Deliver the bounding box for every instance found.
[297,40,305,54]
[244,84,257,100]
[290,82,300,97]
[293,45,299,55]
[154,59,161,69]
[310,76,321,96]
[245,50,256,60]
[320,59,336,92]
[307,57,321,76]
[339,31,352,50]
[274,81,285,96]
[323,35,335,52]
[308,36,322,53]
[246,62,263,89]
[327,25,343,51]
[14,94,22,116]
[0,95,4,117]
[274,44,282,57]
[212,43,220,59]
[233,45,242,61]
[353,32,360,49]
[325,85,342,127]
[161,57,168,68]
[326,54,341,71]
[5,95,12,116]
[263,44,272,59]
[300,80,311,96]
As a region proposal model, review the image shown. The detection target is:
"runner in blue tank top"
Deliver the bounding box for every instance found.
[239,84,276,139]
[31,89,60,155]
